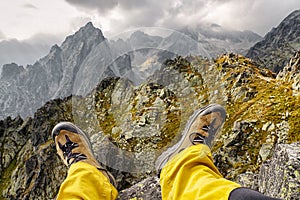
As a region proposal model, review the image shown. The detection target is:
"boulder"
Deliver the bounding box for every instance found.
[259,143,300,199]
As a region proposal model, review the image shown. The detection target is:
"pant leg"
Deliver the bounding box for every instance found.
[229,188,282,200]
[56,162,118,200]
[160,144,241,200]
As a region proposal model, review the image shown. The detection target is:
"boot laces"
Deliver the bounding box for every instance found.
[58,135,87,167]
[189,132,205,145]
[189,123,216,145]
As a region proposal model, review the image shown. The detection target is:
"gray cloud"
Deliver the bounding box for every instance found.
[65,0,156,12]
[117,1,165,26]
[65,0,118,13]
[65,0,300,36]
[23,3,38,9]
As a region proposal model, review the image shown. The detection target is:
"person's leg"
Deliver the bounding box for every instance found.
[160,144,240,200]
[156,104,281,200]
[157,104,238,200]
[56,162,117,199]
[159,145,282,200]
[52,122,118,200]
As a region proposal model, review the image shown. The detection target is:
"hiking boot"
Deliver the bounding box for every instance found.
[155,104,226,172]
[52,122,117,187]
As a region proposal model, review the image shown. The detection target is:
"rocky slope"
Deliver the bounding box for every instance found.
[277,51,300,93]
[247,9,300,73]
[1,51,300,199]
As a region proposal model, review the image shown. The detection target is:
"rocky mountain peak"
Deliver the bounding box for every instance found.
[261,9,300,46]
[247,9,300,72]
[128,30,163,48]
[130,30,147,38]
[49,44,61,53]
[61,22,105,51]
[284,9,300,24]
[1,63,24,79]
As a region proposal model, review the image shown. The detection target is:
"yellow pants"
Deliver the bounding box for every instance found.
[57,145,240,200]
[160,144,241,200]
[56,162,118,200]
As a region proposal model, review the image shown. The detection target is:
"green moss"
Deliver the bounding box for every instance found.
[92,79,119,136]
[158,109,181,149]
[0,158,17,196]
[99,113,117,136]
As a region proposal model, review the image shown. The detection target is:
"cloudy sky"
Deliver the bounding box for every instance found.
[0,0,299,68]
[1,0,299,42]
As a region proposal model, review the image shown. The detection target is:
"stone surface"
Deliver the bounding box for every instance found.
[118,177,161,200]
[247,9,300,73]
[277,50,300,96]
[259,143,300,199]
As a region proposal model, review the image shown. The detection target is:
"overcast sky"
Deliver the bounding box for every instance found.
[0,0,299,43]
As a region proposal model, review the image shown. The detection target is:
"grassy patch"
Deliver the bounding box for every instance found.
[0,158,17,196]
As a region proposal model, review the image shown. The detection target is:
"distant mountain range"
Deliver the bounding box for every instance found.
[0,34,61,73]
[0,9,299,119]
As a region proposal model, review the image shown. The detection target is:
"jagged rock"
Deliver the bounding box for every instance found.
[236,172,258,191]
[118,177,161,200]
[0,22,137,120]
[277,50,300,96]
[1,97,73,199]
[262,122,275,131]
[259,143,300,199]
[0,116,30,172]
[1,63,24,79]
[4,141,66,200]
[259,143,274,162]
[247,9,300,73]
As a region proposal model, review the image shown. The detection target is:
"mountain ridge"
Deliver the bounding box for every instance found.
[0,22,138,119]
[0,22,263,120]
[247,9,300,72]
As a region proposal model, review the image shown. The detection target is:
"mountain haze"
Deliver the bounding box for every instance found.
[0,35,61,72]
